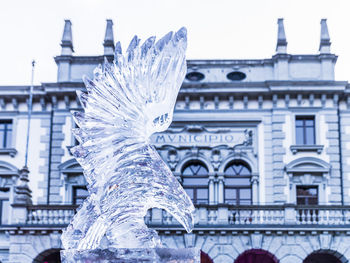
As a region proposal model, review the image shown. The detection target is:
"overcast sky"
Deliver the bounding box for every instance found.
[1,0,350,85]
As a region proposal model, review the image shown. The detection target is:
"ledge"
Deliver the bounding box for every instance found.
[0,148,17,157]
[290,145,324,155]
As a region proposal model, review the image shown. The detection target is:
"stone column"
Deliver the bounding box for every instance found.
[251,174,259,205]
[209,174,215,205]
[217,173,224,204]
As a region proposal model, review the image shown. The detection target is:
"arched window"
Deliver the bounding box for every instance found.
[224,161,252,205]
[182,162,209,205]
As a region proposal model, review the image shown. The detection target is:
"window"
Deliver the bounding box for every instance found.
[0,120,12,148]
[224,162,252,205]
[73,121,79,146]
[185,72,205,82]
[295,116,315,145]
[0,188,9,225]
[182,162,209,205]
[296,186,318,205]
[72,186,88,205]
[227,71,246,81]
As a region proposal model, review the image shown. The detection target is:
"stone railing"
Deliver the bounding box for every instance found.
[26,205,78,225]
[24,204,350,226]
[296,205,350,225]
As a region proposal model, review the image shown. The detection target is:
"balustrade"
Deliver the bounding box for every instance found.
[26,205,78,225]
[24,204,350,227]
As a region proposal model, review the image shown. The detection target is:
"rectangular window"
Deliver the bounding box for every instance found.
[0,120,12,148]
[0,188,10,225]
[296,186,318,205]
[295,116,315,145]
[0,199,10,224]
[72,186,88,205]
[73,121,79,146]
[225,188,237,205]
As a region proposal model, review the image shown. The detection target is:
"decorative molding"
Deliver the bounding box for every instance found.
[58,158,83,174]
[214,96,219,109]
[200,96,204,109]
[0,148,17,157]
[285,157,331,174]
[243,96,248,109]
[321,94,327,107]
[211,149,221,171]
[64,95,70,109]
[229,96,234,109]
[52,96,58,109]
[11,98,18,111]
[297,94,302,106]
[185,96,190,110]
[272,94,277,108]
[0,98,5,110]
[258,96,263,109]
[290,145,324,155]
[285,94,290,108]
[40,97,46,111]
[309,94,314,106]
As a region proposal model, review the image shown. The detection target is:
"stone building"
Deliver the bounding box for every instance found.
[0,18,350,263]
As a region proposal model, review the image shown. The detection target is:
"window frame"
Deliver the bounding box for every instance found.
[295,115,316,145]
[296,185,318,205]
[224,162,252,205]
[182,162,209,205]
[0,120,13,149]
[0,187,10,225]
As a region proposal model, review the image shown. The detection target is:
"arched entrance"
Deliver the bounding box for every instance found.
[303,250,347,263]
[201,250,214,263]
[235,249,279,263]
[33,249,61,263]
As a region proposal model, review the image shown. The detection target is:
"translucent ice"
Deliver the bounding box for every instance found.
[61,27,195,250]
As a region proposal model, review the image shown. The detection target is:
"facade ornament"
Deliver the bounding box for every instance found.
[243,95,248,109]
[64,95,70,109]
[13,166,32,205]
[258,95,263,109]
[40,97,46,111]
[319,19,331,54]
[167,148,179,171]
[276,18,287,54]
[321,94,327,107]
[309,94,314,106]
[52,95,58,109]
[284,94,290,108]
[0,98,5,110]
[61,20,74,55]
[12,98,18,111]
[272,94,277,108]
[103,19,115,56]
[211,148,221,171]
[229,96,234,109]
[185,96,190,109]
[297,94,302,106]
[200,96,204,109]
[214,96,219,109]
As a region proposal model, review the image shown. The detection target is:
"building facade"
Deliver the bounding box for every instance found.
[0,18,350,263]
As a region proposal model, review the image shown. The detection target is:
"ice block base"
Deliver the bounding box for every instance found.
[61,247,200,263]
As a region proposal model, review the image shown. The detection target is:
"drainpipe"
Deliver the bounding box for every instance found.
[337,97,344,205]
[47,109,54,204]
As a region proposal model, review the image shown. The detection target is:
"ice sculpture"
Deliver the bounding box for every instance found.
[61,27,195,250]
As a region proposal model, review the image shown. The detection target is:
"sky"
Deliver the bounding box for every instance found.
[1,0,350,85]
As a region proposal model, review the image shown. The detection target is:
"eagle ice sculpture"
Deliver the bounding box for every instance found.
[61,28,195,250]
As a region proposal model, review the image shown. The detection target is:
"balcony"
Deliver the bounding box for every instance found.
[24,204,350,229]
